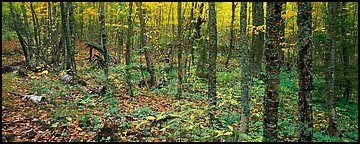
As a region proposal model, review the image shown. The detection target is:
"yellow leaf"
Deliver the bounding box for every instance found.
[40,70,49,75]
[31,75,37,79]
[66,117,72,122]
[190,114,195,119]
[232,122,238,127]
[214,130,223,135]
[136,120,148,129]
[227,125,233,131]
[160,125,171,132]
[187,125,194,130]
[175,100,180,106]
[224,131,233,136]
[200,124,205,129]
[146,116,156,121]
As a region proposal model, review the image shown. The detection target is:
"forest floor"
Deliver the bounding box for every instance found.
[2,39,358,142]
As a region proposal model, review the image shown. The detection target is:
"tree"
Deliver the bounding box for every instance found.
[100,2,109,91]
[252,2,265,77]
[239,2,250,141]
[68,2,77,74]
[325,2,339,137]
[195,3,207,78]
[177,2,183,98]
[137,2,156,88]
[126,2,133,96]
[20,2,32,67]
[66,3,71,71]
[60,2,68,70]
[30,2,41,67]
[208,2,217,126]
[10,2,29,67]
[263,2,283,142]
[225,2,237,68]
[341,2,351,99]
[297,2,313,142]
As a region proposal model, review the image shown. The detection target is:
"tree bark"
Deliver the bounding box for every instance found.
[263,2,283,142]
[239,2,250,141]
[297,2,314,142]
[177,2,183,98]
[21,2,32,67]
[279,4,286,70]
[66,3,71,70]
[30,2,41,67]
[69,2,76,74]
[60,2,68,70]
[10,2,29,67]
[225,2,236,69]
[208,2,217,127]
[341,2,350,99]
[126,2,133,96]
[100,2,108,91]
[252,2,265,77]
[325,2,339,137]
[137,2,156,88]
[196,3,207,78]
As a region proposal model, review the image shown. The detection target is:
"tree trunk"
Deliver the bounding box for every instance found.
[117,24,124,63]
[169,2,175,74]
[325,2,339,137]
[69,2,77,74]
[341,2,350,99]
[225,2,236,69]
[21,2,32,67]
[196,3,207,78]
[177,2,183,98]
[30,2,40,67]
[188,2,195,78]
[279,4,286,70]
[297,2,314,142]
[239,2,250,141]
[10,2,29,67]
[137,2,156,88]
[263,2,283,142]
[126,2,133,96]
[100,2,108,91]
[79,5,85,40]
[66,3,71,70]
[51,2,59,68]
[208,2,217,127]
[60,2,67,70]
[252,2,265,77]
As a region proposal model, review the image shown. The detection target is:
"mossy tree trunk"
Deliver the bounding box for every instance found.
[263,2,283,142]
[297,2,314,142]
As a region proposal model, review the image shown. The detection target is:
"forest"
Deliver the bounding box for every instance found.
[1,2,358,142]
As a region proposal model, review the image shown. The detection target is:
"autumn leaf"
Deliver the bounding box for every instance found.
[224,131,233,136]
[66,117,72,122]
[227,125,233,131]
[146,116,155,121]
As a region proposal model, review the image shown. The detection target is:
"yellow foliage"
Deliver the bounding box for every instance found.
[146,116,156,121]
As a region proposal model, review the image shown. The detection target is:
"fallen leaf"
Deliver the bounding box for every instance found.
[224,131,233,136]
[146,116,156,121]
[66,117,72,122]
[227,125,233,131]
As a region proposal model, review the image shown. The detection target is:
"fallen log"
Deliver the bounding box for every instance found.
[8,92,44,103]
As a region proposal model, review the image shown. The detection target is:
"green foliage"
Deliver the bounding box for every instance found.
[2,30,17,41]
